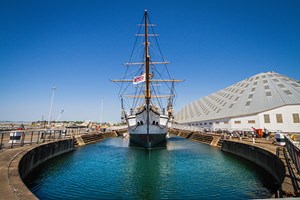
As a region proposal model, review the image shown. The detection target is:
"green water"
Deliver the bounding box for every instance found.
[25,136,278,199]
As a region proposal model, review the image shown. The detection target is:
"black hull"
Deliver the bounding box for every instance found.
[129,133,166,148]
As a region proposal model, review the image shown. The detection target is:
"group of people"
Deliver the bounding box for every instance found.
[224,127,271,143]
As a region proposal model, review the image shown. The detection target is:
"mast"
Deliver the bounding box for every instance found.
[145,10,151,106]
[144,10,150,144]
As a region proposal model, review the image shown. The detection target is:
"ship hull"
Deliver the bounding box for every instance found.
[128,123,168,148]
[129,132,167,148]
[126,105,169,148]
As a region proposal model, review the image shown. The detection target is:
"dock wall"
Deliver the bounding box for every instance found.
[19,139,75,179]
[171,128,285,186]
[221,140,285,184]
[4,139,75,200]
[9,132,119,199]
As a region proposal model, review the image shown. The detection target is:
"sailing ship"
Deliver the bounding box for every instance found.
[112,10,183,148]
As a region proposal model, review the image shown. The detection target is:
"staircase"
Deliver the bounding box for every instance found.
[189,133,214,144]
[73,131,118,147]
[217,138,224,148]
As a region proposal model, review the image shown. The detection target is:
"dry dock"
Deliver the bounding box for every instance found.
[0,130,299,199]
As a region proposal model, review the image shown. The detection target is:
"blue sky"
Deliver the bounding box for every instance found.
[1,0,299,123]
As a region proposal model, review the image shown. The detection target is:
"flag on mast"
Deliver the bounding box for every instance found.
[133,74,145,84]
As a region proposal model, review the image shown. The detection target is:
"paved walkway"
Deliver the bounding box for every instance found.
[0,146,37,200]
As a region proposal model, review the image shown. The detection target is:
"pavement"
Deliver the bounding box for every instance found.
[0,146,38,200]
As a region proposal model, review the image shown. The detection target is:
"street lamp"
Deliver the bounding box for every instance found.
[48,87,56,127]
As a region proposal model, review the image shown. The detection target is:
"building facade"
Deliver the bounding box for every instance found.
[175,72,300,133]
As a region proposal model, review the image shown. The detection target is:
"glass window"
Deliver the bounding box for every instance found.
[248,120,255,124]
[291,83,300,87]
[284,90,292,95]
[224,121,229,124]
[293,113,300,123]
[234,121,241,124]
[276,114,283,123]
[264,114,270,123]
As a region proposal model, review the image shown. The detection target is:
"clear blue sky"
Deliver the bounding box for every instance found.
[1,0,299,123]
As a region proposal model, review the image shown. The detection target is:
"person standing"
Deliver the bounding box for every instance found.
[264,128,269,140]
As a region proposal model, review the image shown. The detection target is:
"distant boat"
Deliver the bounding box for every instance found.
[112,10,183,148]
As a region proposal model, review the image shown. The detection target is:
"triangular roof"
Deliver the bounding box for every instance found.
[175,71,300,123]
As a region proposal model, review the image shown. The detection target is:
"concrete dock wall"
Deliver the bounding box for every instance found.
[19,139,75,179]
[221,140,285,184]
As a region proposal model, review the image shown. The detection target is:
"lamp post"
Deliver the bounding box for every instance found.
[100,97,104,126]
[48,87,56,127]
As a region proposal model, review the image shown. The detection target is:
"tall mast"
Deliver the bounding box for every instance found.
[144,10,150,141]
[145,10,151,106]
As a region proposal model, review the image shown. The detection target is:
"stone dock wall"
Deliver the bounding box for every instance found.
[2,132,118,200]
[221,140,285,184]
[170,128,286,189]
[1,129,289,199]
[19,139,75,179]
[2,139,75,200]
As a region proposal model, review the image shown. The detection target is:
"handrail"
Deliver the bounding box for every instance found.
[0,128,86,150]
[285,135,300,174]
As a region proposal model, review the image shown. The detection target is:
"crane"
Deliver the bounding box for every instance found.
[56,109,64,122]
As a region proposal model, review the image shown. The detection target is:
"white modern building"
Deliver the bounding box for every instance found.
[174,71,300,133]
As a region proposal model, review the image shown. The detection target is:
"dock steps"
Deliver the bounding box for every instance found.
[73,131,118,147]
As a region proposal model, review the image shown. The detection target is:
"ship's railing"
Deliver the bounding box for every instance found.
[285,135,300,174]
[0,128,87,150]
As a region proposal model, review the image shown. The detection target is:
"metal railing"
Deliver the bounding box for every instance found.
[0,128,87,150]
[285,135,300,174]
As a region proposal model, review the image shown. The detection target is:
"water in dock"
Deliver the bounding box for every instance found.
[25,136,277,199]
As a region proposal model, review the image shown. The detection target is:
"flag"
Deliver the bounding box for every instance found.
[133,74,145,84]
